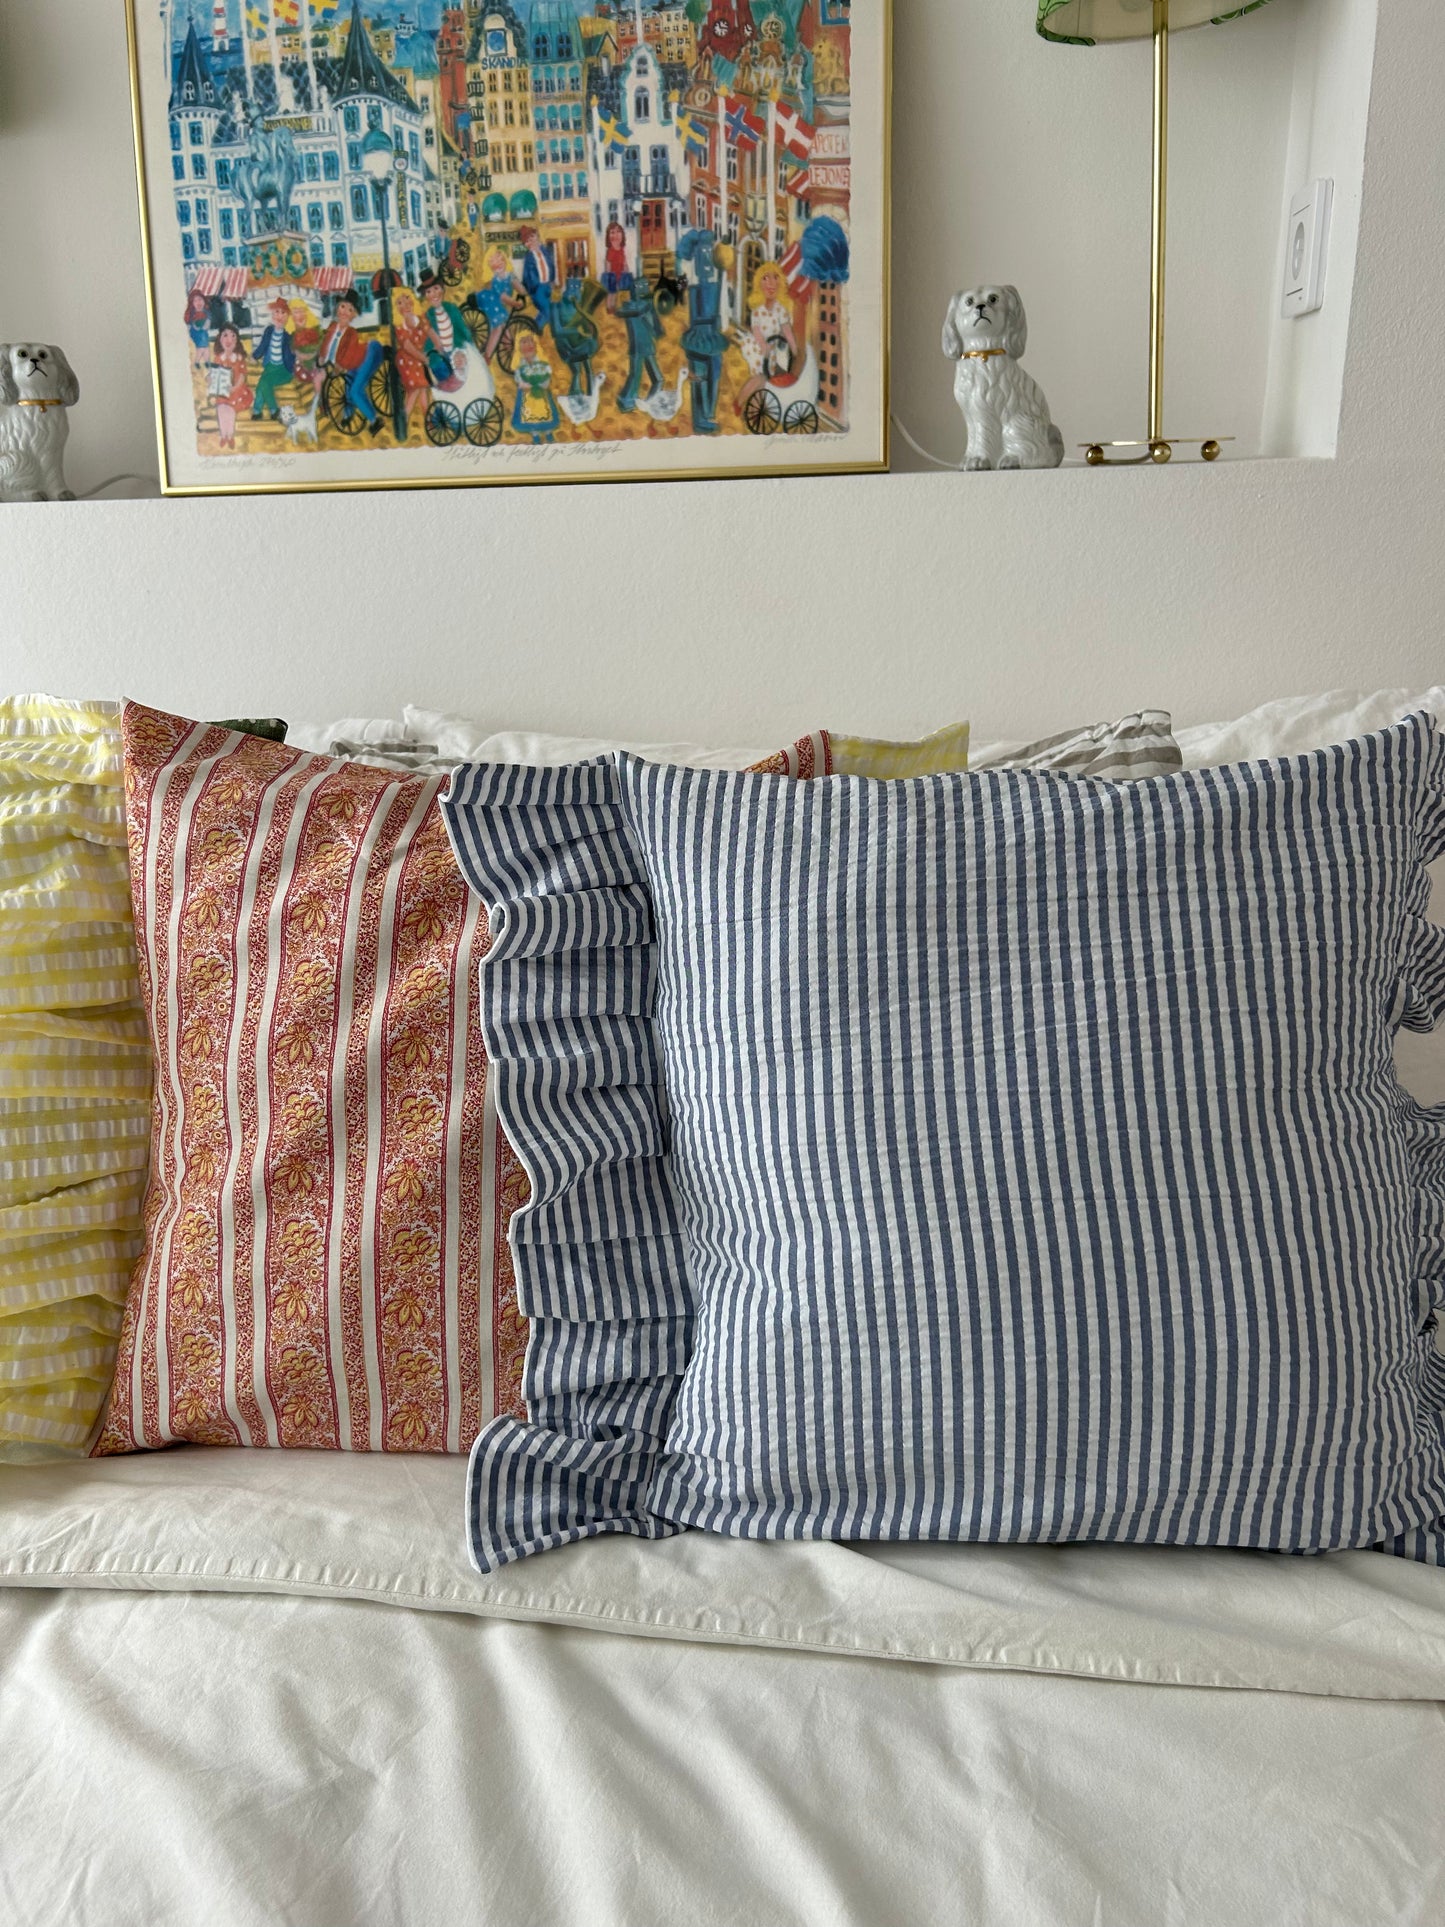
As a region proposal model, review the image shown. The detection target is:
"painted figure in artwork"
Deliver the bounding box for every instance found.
[678,230,733,436]
[252,297,297,423]
[419,270,470,389]
[737,261,798,422]
[392,290,432,434]
[185,289,212,372]
[551,280,601,398]
[473,247,519,362]
[511,332,560,443]
[318,291,384,438]
[209,324,253,451]
[518,227,560,337]
[619,276,665,413]
[603,221,633,315]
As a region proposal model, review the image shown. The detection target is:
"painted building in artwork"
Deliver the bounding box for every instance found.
[437,8,474,152]
[528,0,594,277]
[168,3,449,299]
[678,52,722,238]
[312,0,440,284]
[808,3,852,426]
[466,4,542,241]
[395,37,463,237]
[577,7,620,69]
[169,20,227,274]
[616,0,698,70]
[586,19,693,277]
[697,0,756,67]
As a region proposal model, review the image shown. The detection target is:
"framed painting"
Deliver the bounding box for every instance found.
[126,0,890,495]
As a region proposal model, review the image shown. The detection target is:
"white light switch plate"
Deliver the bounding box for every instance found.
[1283,179,1332,318]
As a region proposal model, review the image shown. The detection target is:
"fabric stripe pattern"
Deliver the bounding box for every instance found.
[447,719,1445,1570]
[95,704,528,1456]
[0,699,153,1457]
[446,761,695,1562]
[970,709,1183,778]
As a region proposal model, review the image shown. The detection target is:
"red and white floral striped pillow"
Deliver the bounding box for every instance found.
[94,705,528,1455]
[94,710,991,1456]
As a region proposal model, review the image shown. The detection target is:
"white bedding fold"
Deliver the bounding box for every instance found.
[3,1449,1444,1700]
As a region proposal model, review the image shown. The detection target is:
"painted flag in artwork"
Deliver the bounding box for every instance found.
[724,95,766,148]
[781,240,814,299]
[675,107,709,160]
[248,0,332,28]
[774,103,815,160]
[596,109,630,157]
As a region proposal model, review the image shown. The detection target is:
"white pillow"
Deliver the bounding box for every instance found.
[1176,687,1445,766]
[285,715,414,756]
[287,709,772,772]
[403,707,772,771]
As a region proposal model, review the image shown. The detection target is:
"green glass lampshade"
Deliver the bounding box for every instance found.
[1037,0,1273,43]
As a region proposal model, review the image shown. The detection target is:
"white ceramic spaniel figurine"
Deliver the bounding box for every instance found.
[942,287,1064,471]
[0,343,80,502]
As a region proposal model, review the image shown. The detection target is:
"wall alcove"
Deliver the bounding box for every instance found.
[0,0,1437,754]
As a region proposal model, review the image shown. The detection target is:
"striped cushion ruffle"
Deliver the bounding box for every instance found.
[0,699,152,1457]
[454,761,693,1557]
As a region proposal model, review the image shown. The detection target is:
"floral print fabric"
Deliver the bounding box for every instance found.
[94,705,527,1456]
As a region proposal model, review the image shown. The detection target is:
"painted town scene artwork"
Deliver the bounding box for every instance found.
[152,0,865,477]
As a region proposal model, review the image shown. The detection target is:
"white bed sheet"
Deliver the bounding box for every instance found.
[2,1451,1444,1927]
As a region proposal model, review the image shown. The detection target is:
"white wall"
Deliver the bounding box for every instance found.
[0,1,1440,750]
[1261,0,1378,456]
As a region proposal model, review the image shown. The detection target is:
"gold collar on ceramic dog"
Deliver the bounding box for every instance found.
[961,348,1007,360]
[14,397,65,410]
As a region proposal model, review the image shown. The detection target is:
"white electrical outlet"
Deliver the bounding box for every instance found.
[1282,179,1332,318]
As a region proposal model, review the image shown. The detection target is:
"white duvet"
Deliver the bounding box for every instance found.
[2,1450,1444,1927]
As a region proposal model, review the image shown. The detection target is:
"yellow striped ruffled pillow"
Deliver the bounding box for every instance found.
[0,698,152,1457]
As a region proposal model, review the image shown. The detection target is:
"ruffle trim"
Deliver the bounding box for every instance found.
[1397,717,1445,1428]
[0,703,149,1457]
[1380,1525,1445,1566]
[1396,716,1445,1035]
[1382,718,1445,1561]
[467,1418,683,1572]
[444,757,692,1571]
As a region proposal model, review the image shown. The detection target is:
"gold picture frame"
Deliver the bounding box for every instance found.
[126,0,890,497]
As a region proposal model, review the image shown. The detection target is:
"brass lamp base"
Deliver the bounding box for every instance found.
[1082,436,1233,467]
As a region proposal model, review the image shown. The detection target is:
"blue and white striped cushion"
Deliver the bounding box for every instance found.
[444,720,1445,1572]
